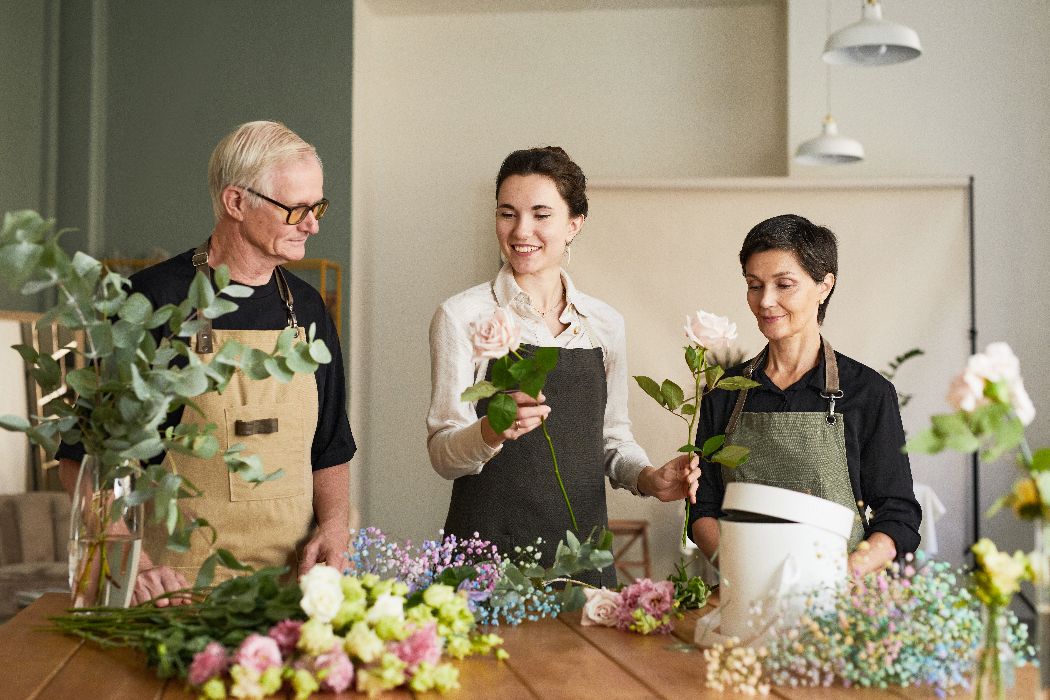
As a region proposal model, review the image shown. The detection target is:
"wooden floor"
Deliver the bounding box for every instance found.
[0,593,1040,699]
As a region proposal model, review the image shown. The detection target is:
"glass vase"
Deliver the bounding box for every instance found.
[68,454,144,607]
[1035,519,1050,700]
[975,604,1016,700]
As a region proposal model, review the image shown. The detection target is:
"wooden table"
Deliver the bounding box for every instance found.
[0,593,1038,699]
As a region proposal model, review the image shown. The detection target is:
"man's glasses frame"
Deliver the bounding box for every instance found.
[246,187,329,225]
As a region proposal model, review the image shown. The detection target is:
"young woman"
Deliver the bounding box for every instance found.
[427,146,698,585]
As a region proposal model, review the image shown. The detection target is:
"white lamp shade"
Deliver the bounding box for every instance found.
[823,0,921,67]
[794,116,864,165]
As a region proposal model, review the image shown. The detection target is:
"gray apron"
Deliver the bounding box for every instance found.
[444,320,615,587]
[722,338,865,550]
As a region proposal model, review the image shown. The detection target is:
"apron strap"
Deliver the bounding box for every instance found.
[725,337,842,435]
[191,239,300,353]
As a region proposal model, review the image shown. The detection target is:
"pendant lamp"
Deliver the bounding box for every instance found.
[794,115,865,165]
[823,0,921,67]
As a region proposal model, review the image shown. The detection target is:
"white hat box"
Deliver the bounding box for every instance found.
[714,482,854,641]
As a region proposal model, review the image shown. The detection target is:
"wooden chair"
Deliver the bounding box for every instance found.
[607,518,652,582]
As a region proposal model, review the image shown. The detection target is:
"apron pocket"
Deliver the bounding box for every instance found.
[225,403,308,502]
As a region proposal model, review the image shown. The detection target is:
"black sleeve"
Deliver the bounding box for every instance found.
[309,310,356,470]
[860,383,922,554]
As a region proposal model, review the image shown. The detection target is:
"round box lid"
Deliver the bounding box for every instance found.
[722,482,855,539]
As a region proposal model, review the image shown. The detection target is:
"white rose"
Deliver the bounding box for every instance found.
[580,587,622,627]
[365,592,405,623]
[299,564,345,623]
[684,310,738,353]
[469,307,522,362]
[972,342,1021,383]
[1008,376,1036,426]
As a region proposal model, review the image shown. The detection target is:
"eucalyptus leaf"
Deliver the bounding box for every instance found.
[172,365,209,397]
[66,367,100,398]
[276,327,297,357]
[308,339,331,364]
[284,345,318,374]
[213,265,231,290]
[0,240,43,286]
[263,356,294,383]
[13,343,39,365]
[221,283,253,299]
[118,292,153,324]
[147,305,175,330]
[0,415,31,431]
[203,297,238,320]
[188,270,216,310]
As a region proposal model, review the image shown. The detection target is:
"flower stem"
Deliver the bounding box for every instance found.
[541,416,578,532]
[681,348,706,547]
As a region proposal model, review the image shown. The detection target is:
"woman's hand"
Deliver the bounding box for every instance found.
[480,391,552,447]
[132,562,191,607]
[637,454,701,503]
[848,532,897,578]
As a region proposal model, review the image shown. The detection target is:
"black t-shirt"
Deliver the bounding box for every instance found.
[690,346,921,554]
[58,248,356,470]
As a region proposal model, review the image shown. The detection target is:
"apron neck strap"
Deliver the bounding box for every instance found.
[725,336,841,435]
[190,239,299,354]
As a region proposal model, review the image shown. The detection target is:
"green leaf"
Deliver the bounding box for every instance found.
[715,376,761,391]
[284,345,318,374]
[276,327,297,356]
[508,357,534,382]
[241,348,270,380]
[221,284,253,299]
[680,403,696,416]
[122,437,164,461]
[685,345,700,372]
[705,365,725,389]
[461,380,500,402]
[12,343,39,365]
[701,434,726,457]
[677,443,697,453]
[931,413,980,453]
[533,347,558,372]
[0,414,31,431]
[66,367,99,397]
[171,365,209,397]
[660,379,685,410]
[712,444,750,468]
[203,297,238,320]
[903,427,944,455]
[195,553,218,588]
[308,339,331,364]
[1030,449,1050,473]
[0,240,43,288]
[487,355,512,390]
[263,356,294,383]
[111,319,145,350]
[213,265,231,290]
[188,270,215,310]
[984,416,1024,462]
[633,375,664,406]
[118,292,153,324]
[519,367,547,399]
[487,392,517,433]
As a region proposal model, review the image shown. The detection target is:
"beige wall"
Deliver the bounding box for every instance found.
[351,0,787,549]
[787,0,1050,563]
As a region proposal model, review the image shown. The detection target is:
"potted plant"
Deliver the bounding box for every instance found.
[0,210,331,606]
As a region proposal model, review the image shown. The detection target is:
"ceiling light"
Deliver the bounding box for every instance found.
[823,0,922,67]
[794,116,865,165]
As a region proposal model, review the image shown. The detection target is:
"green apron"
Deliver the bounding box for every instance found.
[721,338,865,550]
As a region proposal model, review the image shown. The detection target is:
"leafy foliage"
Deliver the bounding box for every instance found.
[0,211,330,583]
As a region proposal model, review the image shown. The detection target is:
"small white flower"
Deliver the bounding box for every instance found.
[685,310,738,353]
[299,564,344,623]
[366,592,406,623]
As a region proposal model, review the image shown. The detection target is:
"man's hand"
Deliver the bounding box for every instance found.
[637,454,701,503]
[299,520,350,576]
[132,564,191,607]
[848,532,897,578]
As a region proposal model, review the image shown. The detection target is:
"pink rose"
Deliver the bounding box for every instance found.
[314,644,354,693]
[234,633,283,674]
[580,587,622,627]
[684,310,737,353]
[469,307,521,362]
[188,641,229,686]
[389,622,443,670]
[268,619,303,657]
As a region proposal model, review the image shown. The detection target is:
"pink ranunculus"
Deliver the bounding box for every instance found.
[234,633,283,674]
[580,587,622,627]
[188,641,229,686]
[268,619,303,657]
[389,622,443,671]
[684,310,737,353]
[469,307,521,362]
[314,644,355,693]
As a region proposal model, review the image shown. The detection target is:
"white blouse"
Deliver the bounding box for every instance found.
[427,264,652,494]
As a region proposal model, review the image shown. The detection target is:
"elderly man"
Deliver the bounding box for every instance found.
[59,121,355,604]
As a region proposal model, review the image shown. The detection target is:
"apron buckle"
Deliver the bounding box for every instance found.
[821,390,844,424]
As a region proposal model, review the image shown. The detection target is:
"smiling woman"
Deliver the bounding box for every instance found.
[425,146,701,586]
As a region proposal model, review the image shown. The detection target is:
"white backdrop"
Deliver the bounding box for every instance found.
[573,177,972,577]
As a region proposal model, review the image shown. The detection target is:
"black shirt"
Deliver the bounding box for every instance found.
[57,248,356,470]
[690,346,921,554]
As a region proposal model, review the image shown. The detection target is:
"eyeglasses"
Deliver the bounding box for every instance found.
[246,187,329,225]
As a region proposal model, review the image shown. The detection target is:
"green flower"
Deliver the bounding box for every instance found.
[445,634,472,659]
[297,618,338,656]
[344,620,384,663]
[289,668,319,700]
[331,597,368,630]
[422,583,456,609]
[200,677,227,699]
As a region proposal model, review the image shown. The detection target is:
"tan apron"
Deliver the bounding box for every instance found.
[143,243,318,581]
[722,338,866,550]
